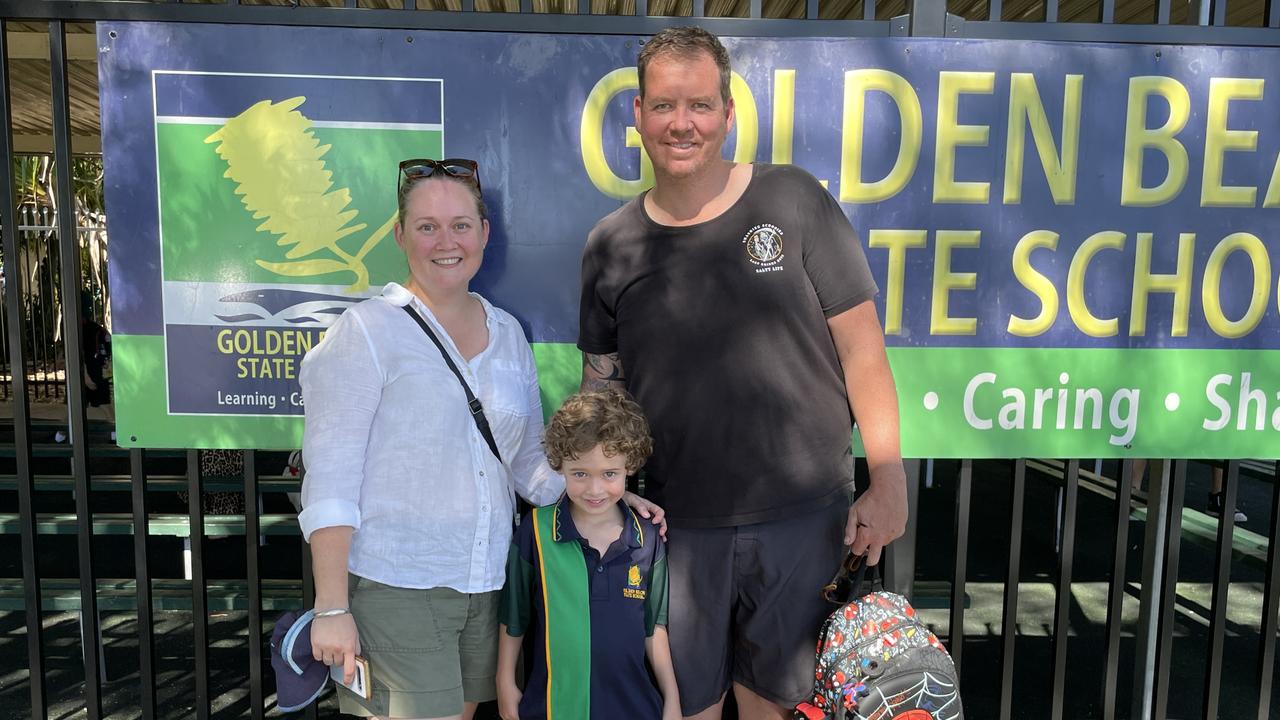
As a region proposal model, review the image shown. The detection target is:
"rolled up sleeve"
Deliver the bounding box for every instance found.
[298,310,384,541]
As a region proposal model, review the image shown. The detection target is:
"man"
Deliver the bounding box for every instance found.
[577,27,908,719]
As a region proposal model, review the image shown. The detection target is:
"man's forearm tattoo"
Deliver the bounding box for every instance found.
[583,352,626,391]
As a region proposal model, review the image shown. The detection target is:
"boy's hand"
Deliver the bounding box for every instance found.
[622,491,667,539]
[497,680,522,720]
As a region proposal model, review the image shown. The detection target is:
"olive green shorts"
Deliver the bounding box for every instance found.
[337,574,500,718]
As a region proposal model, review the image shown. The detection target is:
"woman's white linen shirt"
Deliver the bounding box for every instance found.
[298,282,563,593]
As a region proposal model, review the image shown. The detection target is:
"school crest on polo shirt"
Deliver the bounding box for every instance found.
[623,564,645,599]
[743,223,785,274]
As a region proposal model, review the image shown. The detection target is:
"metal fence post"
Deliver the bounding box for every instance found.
[907,0,946,36]
[883,458,920,599]
[51,19,104,719]
[0,20,48,719]
[1132,459,1171,720]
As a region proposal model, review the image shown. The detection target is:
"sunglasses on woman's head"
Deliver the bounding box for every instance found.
[398,158,481,192]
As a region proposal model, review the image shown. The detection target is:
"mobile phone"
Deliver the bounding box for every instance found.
[330,655,372,701]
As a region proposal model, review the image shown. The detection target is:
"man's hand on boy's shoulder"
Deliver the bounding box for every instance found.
[623,491,667,539]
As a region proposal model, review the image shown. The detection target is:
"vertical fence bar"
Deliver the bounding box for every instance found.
[131,448,156,719]
[864,0,875,20]
[0,22,48,718]
[1152,459,1187,720]
[244,451,265,720]
[1203,460,1238,720]
[580,0,592,14]
[989,0,1003,21]
[52,20,104,719]
[1050,460,1079,720]
[34,217,49,401]
[24,213,40,400]
[999,459,1026,720]
[1102,458,1134,720]
[1259,460,1280,720]
[301,545,318,720]
[0,289,9,401]
[750,0,762,17]
[1270,0,1279,27]
[1157,0,1171,23]
[1212,0,1226,24]
[31,215,42,400]
[805,0,816,17]
[1133,459,1170,720]
[44,221,57,402]
[949,459,972,678]
[188,450,210,720]
[1046,0,1059,21]
[1197,0,1213,24]
[884,460,919,599]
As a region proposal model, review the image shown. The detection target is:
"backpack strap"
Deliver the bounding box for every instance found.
[823,554,882,605]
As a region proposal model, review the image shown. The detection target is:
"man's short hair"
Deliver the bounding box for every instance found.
[544,390,654,474]
[637,26,732,105]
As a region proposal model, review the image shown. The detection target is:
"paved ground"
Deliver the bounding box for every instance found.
[0,403,1276,718]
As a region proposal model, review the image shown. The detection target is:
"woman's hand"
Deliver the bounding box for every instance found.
[497,679,522,720]
[311,612,361,684]
[622,492,668,539]
[663,701,683,720]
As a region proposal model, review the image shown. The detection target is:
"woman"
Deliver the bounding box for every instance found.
[299,159,661,720]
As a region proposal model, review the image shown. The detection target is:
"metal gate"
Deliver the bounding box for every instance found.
[0,1,1276,719]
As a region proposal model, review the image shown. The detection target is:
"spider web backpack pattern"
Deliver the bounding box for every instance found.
[795,557,963,720]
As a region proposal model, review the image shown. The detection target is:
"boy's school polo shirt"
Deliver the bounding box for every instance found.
[500,495,669,720]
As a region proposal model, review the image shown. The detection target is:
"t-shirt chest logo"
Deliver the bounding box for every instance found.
[743,223,785,274]
[622,564,646,600]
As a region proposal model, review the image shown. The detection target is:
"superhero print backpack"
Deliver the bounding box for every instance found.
[795,556,963,720]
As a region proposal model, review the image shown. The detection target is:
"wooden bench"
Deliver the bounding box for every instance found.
[0,577,304,612]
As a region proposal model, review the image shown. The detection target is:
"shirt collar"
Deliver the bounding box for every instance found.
[378,281,508,327]
[551,494,645,549]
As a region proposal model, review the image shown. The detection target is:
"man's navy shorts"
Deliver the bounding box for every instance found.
[665,498,851,715]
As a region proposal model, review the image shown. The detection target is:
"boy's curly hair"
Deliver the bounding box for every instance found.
[544,390,653,474]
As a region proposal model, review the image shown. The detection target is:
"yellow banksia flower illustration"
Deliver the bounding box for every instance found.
[205,96,394,292]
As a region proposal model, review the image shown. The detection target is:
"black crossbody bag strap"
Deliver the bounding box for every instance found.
[401,304,503,464]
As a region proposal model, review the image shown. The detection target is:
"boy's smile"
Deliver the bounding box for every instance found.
[563,444,629,520]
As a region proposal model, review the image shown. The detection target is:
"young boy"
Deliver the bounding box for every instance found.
[498,390,679,720]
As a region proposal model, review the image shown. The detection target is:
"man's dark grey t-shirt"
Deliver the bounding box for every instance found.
[578,163,879,527]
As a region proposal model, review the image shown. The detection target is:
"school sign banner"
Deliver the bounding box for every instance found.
[99,23,1280,457]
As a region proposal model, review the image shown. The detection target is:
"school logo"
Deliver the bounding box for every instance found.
[743,223,784,273]
[152,72,442,420]
[623,565,645,600]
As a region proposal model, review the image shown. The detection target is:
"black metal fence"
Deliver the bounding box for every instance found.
[0,1,1277,719]
[0,200,109,402]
